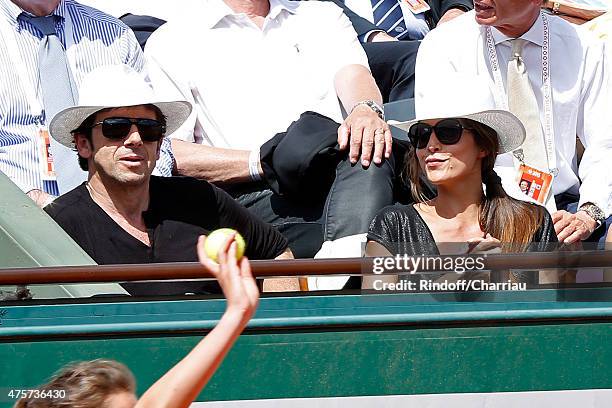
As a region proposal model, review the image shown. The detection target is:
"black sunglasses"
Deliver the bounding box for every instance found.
[74,117,166,142]
[408,118,472,149]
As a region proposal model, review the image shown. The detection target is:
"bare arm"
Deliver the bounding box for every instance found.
[136,235,259,408]
[171,139,262,186]
[334,64,392,167]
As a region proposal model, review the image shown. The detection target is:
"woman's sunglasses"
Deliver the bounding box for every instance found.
[408,118,471,149]
[74,117,166,142]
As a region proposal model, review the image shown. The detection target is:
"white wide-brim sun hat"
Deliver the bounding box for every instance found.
[388,79,526,154]
[50,64,192,148]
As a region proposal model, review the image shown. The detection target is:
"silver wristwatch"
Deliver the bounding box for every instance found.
[579,202,605,226]
[352,100,385,120]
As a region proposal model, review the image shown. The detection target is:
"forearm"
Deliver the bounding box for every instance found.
[172,139,260,185]
[334,64,383,114]
[135,309,249,408]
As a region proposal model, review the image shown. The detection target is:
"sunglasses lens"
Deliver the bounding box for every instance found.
[408,123,432,149]
[102,118,132,140]
[434,119,463,145]
[101,118,164,141]
[135,119,164,142]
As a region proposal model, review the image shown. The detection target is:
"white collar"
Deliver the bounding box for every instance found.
[490,14,544,47]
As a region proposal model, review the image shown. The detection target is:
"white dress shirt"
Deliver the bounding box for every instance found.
[344,0,429,39]
[145,0,369,151]
[415,11,612,217]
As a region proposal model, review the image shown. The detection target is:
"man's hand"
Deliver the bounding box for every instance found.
[27,189,55,208]
[197,234,259,323]
[552,210,597,244]
[338,104,392,167]
[368,31,399,42]
[437,8,466,25]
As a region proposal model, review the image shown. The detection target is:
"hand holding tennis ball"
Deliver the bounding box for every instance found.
[204,228,246,262]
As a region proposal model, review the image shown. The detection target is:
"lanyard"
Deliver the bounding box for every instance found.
[0,13,76,122]
[485,12,557,175]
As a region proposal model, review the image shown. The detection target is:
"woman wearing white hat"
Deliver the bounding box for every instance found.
[365,104,558,266]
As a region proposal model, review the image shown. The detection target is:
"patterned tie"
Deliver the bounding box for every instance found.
[506,38,548,171]
[19,13,86,195]
[371,0,410,39]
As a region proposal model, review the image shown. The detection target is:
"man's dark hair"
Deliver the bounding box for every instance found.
[72,104,167,171]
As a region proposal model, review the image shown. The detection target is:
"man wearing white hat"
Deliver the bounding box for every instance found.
[44,65,292,296]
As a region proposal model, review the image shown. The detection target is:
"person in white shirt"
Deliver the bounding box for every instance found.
[145,0,396,258]
[415,0,611,246]
[336,0,471,43]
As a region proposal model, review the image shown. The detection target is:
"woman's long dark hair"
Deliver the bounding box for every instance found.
[405,118,545,249]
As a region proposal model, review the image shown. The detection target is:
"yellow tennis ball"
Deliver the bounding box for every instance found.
[204,228,245,262]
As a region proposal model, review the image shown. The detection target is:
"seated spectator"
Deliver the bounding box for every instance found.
[323,0,472,101]
[330,0,471,42]
[365,101,557,285]
[0,0,174,207]
[44,65,292,296]
[15,234,259,408]
[415,1,611,246]
[145,0,396,259]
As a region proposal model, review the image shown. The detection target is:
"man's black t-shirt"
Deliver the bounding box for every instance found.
[44,176,288,295]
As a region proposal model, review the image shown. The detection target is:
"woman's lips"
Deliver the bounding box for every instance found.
[425,157,448,168]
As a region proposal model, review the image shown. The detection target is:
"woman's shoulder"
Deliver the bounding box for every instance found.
[369,204,417,227]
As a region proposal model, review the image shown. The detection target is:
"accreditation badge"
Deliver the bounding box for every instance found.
[38,128,56,181]
[402,0,431,14]
[516,164,554,205]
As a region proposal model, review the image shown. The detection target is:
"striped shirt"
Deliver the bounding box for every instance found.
[0,0,174,196]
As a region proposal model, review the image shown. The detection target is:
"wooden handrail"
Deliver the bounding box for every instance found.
[0,251,610,285]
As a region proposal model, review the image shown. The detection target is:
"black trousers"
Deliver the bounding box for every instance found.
[232,155,395,258]
[362,40,421,103]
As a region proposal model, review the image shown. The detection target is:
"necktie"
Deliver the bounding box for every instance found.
[371,0,410,39]
[506,38,548,171]
[506,38,556,211]
[19,13,86,195]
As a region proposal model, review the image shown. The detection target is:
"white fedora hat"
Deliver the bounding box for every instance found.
[388,78,525,154]
[49,64,192,148]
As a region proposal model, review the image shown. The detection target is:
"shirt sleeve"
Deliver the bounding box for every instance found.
[576,38,612,218]
[414,24,455,115]
[151,137,175,177]
[366,208,399,253]
[212,185,288,259]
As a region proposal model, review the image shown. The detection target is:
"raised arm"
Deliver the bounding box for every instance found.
[136,234,259,408]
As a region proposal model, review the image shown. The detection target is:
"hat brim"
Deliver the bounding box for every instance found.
[388,109,526,154]
[49,101,193,148]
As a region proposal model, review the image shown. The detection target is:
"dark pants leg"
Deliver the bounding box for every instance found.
[232,155,395,258]
[323,155,395,240]
[362,40,420,103]
[555,192,611,249]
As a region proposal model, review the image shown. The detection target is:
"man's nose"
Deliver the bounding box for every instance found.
[123,124,143,146]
